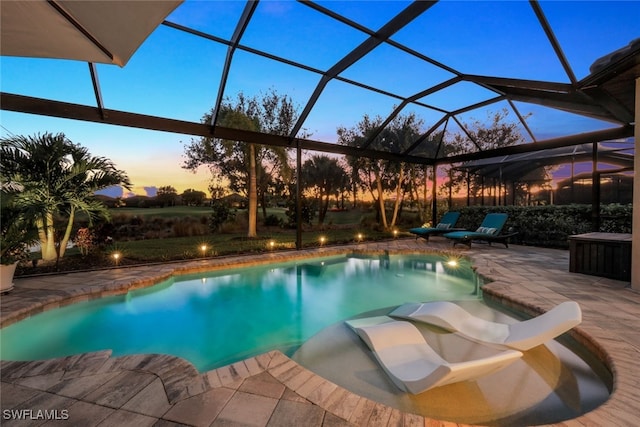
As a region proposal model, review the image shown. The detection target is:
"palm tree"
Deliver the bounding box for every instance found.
[1,133,131,261]
[301,155,349,225]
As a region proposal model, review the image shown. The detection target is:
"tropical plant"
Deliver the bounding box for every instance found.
[0,132,131,262]
[0,193,38,265]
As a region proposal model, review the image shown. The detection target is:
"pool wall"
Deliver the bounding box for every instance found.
[0,247,467,329]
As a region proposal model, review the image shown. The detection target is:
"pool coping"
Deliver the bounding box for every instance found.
[1,239,639,426]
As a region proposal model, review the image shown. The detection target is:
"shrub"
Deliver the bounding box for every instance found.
[455,204,631,248]
[263,214,283,227]
[74,228,94,256]
[360,213,381,231]
[285,197,314,228]
[210,201,232,232]
[172,217,207,237]
[222,211,247,233]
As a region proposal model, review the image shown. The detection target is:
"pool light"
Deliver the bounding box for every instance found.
[446,259,459,267]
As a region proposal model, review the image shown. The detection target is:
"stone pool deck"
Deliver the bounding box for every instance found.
[1,238,639,426]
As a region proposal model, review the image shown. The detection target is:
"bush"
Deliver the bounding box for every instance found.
[210,201,232,232]
[360,213,383,231]
[74,228,94,256]
[454,204,632,248]
[263,214,283,227]
[173,216,208,237]
[285,197,314,228]
[221,213,246,233]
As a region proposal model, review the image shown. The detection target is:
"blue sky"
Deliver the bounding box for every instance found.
[1,1,638,197]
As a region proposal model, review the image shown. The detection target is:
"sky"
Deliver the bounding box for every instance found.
[1,0,638,198]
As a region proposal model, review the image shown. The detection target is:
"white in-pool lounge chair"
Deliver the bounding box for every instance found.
[345,316,522,394]
[390,301,581,351]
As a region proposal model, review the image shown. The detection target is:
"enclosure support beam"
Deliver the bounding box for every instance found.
[632,77,640,291]
[431,165,438,223]
[296,141,302,250]
[592,143,600,231]
[209,1,258,127]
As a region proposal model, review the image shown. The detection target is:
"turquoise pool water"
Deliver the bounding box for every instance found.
[0,253,481,371]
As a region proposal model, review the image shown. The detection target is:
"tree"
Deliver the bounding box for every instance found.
[156,186,178,207]
[441,109,533,205]
[0,133,131,261]
[300,155,348,225]
[208,184,228,201]
[339,112,424,230]
[182,188,206,206]
[183,90,303,238]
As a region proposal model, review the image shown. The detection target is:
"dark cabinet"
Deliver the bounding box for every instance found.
[569,233,632,281]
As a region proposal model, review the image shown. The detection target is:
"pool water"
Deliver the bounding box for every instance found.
[294,302,612,426]
[0,253,481,371]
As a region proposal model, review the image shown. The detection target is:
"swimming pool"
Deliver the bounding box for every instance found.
[0,253,481,371]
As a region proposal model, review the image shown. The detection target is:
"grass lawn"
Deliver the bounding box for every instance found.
[18,206,411,275]
[110,206,373,226]
[111,206,212,219]
[109,228,397,262]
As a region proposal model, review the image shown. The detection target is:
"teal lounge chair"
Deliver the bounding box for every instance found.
[408,212,461,242]
[443,213,517,248]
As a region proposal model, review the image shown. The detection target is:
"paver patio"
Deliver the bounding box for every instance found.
[1,238,638,426]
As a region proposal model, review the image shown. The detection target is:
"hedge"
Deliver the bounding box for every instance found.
[449,204,632,248]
